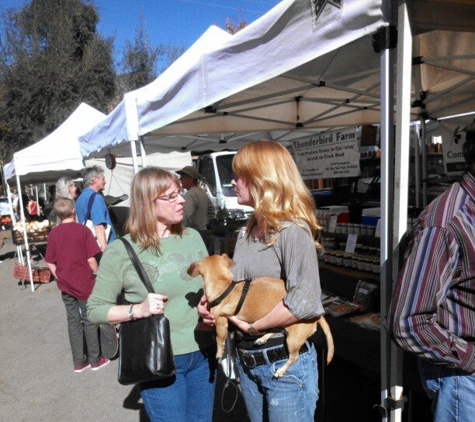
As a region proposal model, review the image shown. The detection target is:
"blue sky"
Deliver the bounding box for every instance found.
[1,0,281,65]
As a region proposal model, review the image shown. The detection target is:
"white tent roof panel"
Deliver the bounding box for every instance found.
[11,103,105,183]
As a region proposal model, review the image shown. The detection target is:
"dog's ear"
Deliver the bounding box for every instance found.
[187,262,201,277]
[222,254,236,268]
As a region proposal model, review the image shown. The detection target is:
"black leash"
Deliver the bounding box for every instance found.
[208,278,253,315]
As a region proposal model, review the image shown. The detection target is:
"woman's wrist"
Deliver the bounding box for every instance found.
[248,322,264,337]
[128,304,136,320]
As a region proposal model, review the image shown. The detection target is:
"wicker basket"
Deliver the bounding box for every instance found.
[13,262,52,283]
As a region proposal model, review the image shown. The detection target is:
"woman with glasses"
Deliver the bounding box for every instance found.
[87,167,216,422]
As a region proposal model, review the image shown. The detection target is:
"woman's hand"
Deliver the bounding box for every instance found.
[226,315,250,333]
[198,295,216,327]
[136,293,168,319]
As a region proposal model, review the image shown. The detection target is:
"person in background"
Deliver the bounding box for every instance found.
[45,197,109,372]
[87,167,216,422]
[47,177,78,223]
[26,195,40,220]
[177,165,215,254]
[75,166,116,251]
[56,177,78,200]
[199,140,325,422]
[387,121,475,421]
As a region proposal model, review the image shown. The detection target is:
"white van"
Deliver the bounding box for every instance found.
[196,151,253,219]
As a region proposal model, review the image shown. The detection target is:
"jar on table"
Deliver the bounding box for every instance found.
[372,258,381,274]
[334,252,343,266]
[367,225,375,236]
[357,257,367,271]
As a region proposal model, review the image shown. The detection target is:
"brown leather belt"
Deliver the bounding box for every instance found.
[237,341,310,369]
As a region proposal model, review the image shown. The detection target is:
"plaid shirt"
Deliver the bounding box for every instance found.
[388,171,475,373]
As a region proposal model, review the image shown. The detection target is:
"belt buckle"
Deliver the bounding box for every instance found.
[241,352,257,368]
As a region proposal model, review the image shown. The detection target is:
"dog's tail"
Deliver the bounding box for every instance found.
[318,316,334,365]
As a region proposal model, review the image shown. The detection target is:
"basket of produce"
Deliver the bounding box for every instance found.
[12,220,51,245]
[1,215,13,230]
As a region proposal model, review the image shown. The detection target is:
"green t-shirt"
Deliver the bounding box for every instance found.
[87,229,213,355]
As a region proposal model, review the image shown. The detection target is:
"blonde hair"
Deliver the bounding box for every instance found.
[126,167,183,252]
[54,197,75,221]
[232,140,321,247]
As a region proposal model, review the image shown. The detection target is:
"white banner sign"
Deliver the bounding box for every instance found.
[438,120,469,175]
[292,127,361,179]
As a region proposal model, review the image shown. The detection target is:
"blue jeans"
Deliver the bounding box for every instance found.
[61,292,100,366]
[418,358,475,422]
[237,342,319,422]
[140,347,216,422]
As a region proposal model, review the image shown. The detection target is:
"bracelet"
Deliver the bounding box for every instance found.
[248,323,263,337]
[128,304,136,321]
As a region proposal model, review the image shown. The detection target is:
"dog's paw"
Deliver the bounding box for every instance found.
[273,368,286,378]
[253,338,267,346]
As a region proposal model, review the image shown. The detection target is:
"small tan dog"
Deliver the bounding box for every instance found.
[188,253,334,378]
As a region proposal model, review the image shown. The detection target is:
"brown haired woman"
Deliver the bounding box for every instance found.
[87,167,216,422]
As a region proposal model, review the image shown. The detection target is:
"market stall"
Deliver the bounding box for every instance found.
[5,103,105,291]
[76,0,474,420]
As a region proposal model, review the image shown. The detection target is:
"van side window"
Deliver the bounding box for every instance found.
[200,158,217,197]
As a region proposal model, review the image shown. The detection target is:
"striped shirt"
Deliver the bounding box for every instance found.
[388,171,475,373]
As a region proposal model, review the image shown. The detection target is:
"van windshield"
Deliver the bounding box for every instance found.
[216,155,236,197]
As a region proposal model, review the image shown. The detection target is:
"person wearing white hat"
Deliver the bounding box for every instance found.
[177,166,215,253]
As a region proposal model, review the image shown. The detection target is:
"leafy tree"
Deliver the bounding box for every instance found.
[117,16,185,100]
[0,0,116,162]
[120,15,161,93]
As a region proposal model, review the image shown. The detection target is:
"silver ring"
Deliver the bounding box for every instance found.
[156,302,162,310]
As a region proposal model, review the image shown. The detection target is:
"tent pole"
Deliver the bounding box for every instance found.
[15,171,34,291]
[129,141,139,174]
[420,118,428,207]
[414,122,421,208]
[139,137,147,168]
[387,1,414,421]
[379,43,395,422]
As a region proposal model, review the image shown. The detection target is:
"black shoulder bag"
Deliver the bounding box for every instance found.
[117,238,176,385]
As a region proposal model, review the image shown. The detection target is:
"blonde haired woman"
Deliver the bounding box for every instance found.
[200,140,324,422]
[88,167,216,422]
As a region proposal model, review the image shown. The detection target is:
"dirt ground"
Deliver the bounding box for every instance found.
[0,232,248,422]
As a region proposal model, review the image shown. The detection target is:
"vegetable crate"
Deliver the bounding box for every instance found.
[13,262,52,283]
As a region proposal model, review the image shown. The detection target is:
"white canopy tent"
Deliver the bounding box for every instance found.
[5,103,105,291]
[76,0,474,420]
[85,151,193,207]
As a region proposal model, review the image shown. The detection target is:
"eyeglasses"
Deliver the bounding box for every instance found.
[156,190,181,203]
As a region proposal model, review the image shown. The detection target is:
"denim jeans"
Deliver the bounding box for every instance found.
[61,292,100,366]
[140,347,216,422]
[418,358,475,422]
[237,342,319,422]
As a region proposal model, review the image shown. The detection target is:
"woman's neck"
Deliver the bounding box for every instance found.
[251,224,263,240]
[157,222,172,238]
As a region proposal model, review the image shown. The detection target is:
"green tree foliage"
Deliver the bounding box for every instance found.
[117,16,185,99]
[0,0,116,162]
[120,16,161,93]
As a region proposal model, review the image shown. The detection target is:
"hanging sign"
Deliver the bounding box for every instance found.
[438,121,468,175]
[292,127,361,180]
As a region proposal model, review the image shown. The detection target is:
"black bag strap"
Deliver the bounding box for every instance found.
[85,192,98,223]
[119,238,155,294]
